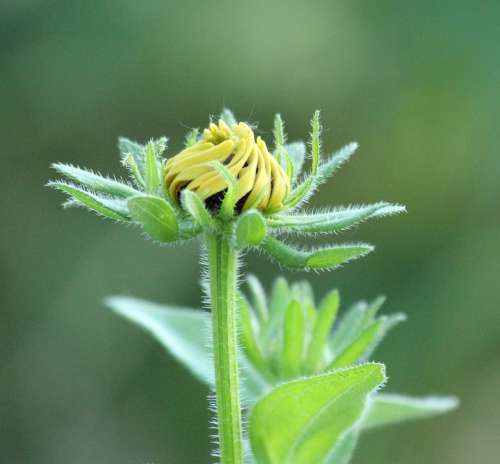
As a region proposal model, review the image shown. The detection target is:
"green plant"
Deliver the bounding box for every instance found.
[48,109,457,463]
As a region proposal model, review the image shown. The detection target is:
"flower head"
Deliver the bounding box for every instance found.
[165,120,290,213]
[48,108,405,271]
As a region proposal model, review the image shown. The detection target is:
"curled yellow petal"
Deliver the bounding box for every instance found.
[165,120,290,213]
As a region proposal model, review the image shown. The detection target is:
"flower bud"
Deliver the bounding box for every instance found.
[165,120,290,213]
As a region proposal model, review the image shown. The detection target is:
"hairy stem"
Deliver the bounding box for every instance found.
[206,233,243,464]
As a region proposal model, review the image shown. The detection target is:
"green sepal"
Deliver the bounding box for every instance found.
[303,289,339,373]
[118,137,145,173]
[51,163,139,198]
[208,160,239,219]
[127,195,180,243]
[363,393,459,430]
[48,181,129,221]
[249,363,386,464]
[181,189,216,229]
[121,153,146,188]
[268,203,406,234]
[261,236,374,271]
[184,128,200,147]
[281,300,305,379]
[144,139,165,194]
[235,210,267,247]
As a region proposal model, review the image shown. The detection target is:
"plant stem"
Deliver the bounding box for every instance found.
[206,233,243,464]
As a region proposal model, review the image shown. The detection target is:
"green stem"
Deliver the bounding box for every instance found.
[206,233,244,464]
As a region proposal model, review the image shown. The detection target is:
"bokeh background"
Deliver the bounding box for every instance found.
[2,1,499,463]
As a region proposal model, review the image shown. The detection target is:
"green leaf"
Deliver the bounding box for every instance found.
[181,189,215,228]
[48,181,129,221]
[208,160,239,219]
[127,195,179,242]
[262,237,373,271]
[261,277,290,347]
[144,140,162,194]
[235,210,267,247]
[281,300,305,378]
[249,363,386,464]
[304,289,339,373]
[363,394,459,430]
[268,203,406,234]
[106,296,213,384]
[329,320,383,369]
[106,295,269,400]
[329,301,369,355]
[325,429,359,464]
[238,293,269,377]
[220,107,237,126]
[247,274,268,323]
[122,153,146,188]
[52,163,139,198]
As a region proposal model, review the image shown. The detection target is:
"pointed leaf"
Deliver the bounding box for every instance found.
[363,394,459,430]
[52,163,139,198]
[106,296,269,400]
[249,363,386,464]
[184,128,200,147]
[281,300,305,378]
[330,301,369,355]
[235,210,267,247]
[247,274,268,323]
[261,277,290,346]
[106,296,213,384]
[48,181,129,221]
[304,289,339,373]
[268,203,406,234]
[128,195,179,242]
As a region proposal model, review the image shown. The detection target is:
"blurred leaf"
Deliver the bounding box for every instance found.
[235,210,267,247]
[269,203,406,234]
[285,142,306,180]
[249,363,386,464]
[247,274,269,323]
[281,300,305,378]
[363,394,459,430]
[48,181,129,221]
[262,237,373,271]
[261,277,290,346]
[52,163,139,198]
[128,195,179,242]
[304,289,339,373]
[106,296,269,400]
[325,429,359,464]
[118,137,146,173]
[106,296,213,385]
[330,301,370,355]
[184,128,200,147]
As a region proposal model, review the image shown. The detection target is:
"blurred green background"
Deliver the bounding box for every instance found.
[2,1,499,463]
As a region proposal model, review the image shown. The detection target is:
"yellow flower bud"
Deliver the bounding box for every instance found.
[165,120,290,213]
